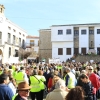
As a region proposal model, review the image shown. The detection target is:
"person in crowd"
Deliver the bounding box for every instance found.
[79,74,96,100]
[64,67,76,89]
[3,68,8,75]
[12,63,16,72]
[47,72,54,91]
[0,74,14,100]
[8,75,17,95]
[43,68,52,87]
[46,79,68,100]
[12,81,31,100]
[96,67,100,76]
[87,66,100,99]
[15,67,29,85]
[70,64,76,75]
[65,86,85,100]
[0,67,3,75]
[29,69,43,100]
[38,70,46,100]
[48,71,61,92]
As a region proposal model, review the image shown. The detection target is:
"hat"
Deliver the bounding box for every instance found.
[18,82,31,90]
[88,66,93,70]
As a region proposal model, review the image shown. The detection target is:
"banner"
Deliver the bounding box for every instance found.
[49,58,61,64]
[8,56,19,64]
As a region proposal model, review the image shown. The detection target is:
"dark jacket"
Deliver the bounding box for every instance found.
[14,94,25,100]
[83,82,93,100]
[0,84,14,100]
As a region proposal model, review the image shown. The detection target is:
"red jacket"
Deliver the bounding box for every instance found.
[48,78,53,89]
[88,73,100,91]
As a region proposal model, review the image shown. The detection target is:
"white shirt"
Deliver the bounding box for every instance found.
[8,82,16,95]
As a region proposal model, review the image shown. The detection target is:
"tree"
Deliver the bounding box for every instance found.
[18,47,38,61]
[18,48,32,60]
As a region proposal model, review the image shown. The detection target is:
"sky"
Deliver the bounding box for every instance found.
[1,0,100,36]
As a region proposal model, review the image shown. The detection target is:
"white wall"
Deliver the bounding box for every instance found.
[51,24,100,62]
[0,15,27,64]
[26,38,39,53]
[51,26,73,42]
[52,42,73,62]
[79,27,89,53]
[94,26,100,53]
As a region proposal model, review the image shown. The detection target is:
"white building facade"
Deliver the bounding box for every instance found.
[26,35,39,59]
[0,5,27,64]
[51,24,100,62]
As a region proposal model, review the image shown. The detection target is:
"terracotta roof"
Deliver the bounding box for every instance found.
[26,35,39,39]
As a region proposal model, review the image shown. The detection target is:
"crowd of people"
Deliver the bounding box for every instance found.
[0,61,100,100]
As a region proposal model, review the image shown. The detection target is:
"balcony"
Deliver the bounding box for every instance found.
[7,38,11,44]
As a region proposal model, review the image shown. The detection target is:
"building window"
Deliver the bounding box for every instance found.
[74,48,79,54]
[8,33,11,43]
[58,30,63,35]
[66,29,71,34]
[13,29,16,32]
[58,48,63,55]
[66,48,71,55]
[8,26,11,30]
[0,31,2,39]
[81,48,86,55]
[15,49,18,57]
[38,40,39,46]
[89,30,94,34]
[30,40,34,46]
[13,35,15,44]
[97,29,100,34]
[19,38,21,46]
[19,32,21,35]
[0,8,2,13]
[97,48,100,55]
[9,47,11,58]
[8,33,11,38]
[22,40,26,49]
[23,34,25,37]
[74,30,79,36]
[81,30,86,34]
[91,41,93,47]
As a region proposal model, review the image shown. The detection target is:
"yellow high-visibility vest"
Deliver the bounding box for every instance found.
[64,72,75,89]
[12,93,18,100]
[39,75,46,90]
[15,71,24,85]
[30,75,41,92]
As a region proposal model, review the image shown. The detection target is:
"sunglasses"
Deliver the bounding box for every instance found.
[88,69,92,70]
[20,89,30,92]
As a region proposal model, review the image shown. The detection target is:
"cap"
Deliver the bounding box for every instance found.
[88,66,93,70]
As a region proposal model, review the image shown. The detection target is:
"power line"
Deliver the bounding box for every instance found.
[6,16,91,21]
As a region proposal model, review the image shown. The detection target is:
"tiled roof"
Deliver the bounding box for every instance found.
[26,35,39,39]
